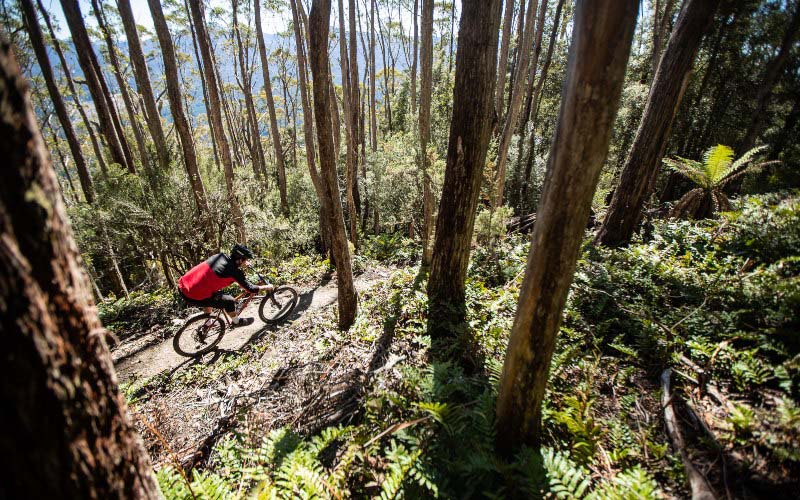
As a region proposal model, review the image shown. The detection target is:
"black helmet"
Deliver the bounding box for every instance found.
[230,243,254,261]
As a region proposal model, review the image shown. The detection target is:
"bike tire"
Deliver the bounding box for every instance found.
[173,314,226,357]
[258,286,299,324]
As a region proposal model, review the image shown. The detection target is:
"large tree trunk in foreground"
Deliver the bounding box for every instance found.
[419,0,434,265]
[0,37,159,499]
[59,0,131,172]
[427,0,502,345]
[308,0,358,330]
[20,0,94,203]
[495,0,638,455]
[254,0,289,216]
[188,0,247,243]
[596,0,721,247]
[118,0,170,172]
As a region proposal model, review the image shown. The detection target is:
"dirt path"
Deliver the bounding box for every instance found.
[114,269,390,383]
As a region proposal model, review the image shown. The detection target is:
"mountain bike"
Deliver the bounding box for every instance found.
[173,269,299,357]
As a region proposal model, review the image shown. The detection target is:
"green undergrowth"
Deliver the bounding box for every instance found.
[153,193,798,498]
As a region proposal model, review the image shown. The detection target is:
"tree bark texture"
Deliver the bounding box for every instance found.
[254,0,289,216]
[596,0,720,247]
[20,0,94,204]
[308,0,359,330]
[187,0,247,242]
[427,0,503,340]
[118,0,170,172]
[147,0,210,220]
[59,0,131,172]
[419,0,434,265]
[495,0,638,454]
[0,37,160,499]
[337,0,359,247]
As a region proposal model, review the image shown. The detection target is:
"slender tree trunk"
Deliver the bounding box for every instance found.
[337,0,358,246]
[46,120,80,203]
[308,0,358,329]
[739,2,800,154]
[0,38,160,498]
[21,0,94,203]
[411,0,418,117]
[188,0,247,242]
[348,0,362,245]
[59,0,131,172]
[447,0,455,73]
[419,0,434,265]
[495,0,638,455]
[596,0,721,247]
[118,0,170,171]
[147,0,210,222]
[254,0,289,216]
[233,0,269,193]
[520,0,565,210]
[91,0,151,178]
[289,0,331,252]
[427,0,503,344]
[37,1,108,176]
[492,0,538,208]
[369,0,377,150]
[495,0,515,127]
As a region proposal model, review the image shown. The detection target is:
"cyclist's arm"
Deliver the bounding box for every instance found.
[231,267,262,294]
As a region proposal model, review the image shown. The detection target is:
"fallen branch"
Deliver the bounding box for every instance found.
[661,368,717,500]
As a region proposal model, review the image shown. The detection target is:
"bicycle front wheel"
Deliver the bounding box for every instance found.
[173,314,225,357]
[259,286,299,324]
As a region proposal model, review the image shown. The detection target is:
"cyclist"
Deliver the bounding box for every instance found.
[178,244,274,327]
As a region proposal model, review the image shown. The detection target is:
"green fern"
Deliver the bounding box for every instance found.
[541,447,591,500]
[586,466,662,499]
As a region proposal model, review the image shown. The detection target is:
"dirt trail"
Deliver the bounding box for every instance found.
[114,270,389,382]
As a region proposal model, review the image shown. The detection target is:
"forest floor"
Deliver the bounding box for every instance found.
[112,266,395,468]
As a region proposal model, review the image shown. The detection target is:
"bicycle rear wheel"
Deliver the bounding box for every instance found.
[173,314,225,357]
[259,286,299,324]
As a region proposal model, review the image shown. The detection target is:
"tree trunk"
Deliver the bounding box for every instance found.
[289,0,331,254]
[411,0,418,117]
[188,0,247,242]
[59,0,131,172]
[369,0,378,150]
[492,0,538,208]
[91,0,151,178]
[118,0,170,172]
[337,0,359,247]
[419,0,434,265]
[308,0,359,330]
[147,0,211,221]
[0,37,160,498]
[20,0,94,203]
[254,0,289,216]
[519,0,565,210]
[37,1,108,176]
[495,0,515,127]
[495,0,638,455]
[233,0,269,193]
[738,2,800,154]
[596,0,720,247]
[427,0,503,344]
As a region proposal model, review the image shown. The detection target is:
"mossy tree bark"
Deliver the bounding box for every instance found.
[595,0,721,247]
[427,0,502,345]
[308,0,359,330]
[495,0,638,455]
[0,37,160,499]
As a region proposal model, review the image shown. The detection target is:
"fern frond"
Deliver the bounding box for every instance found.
[702,144,734,185]
[663,157,708,188]
[541,447,591,500]
[586,466,662,499]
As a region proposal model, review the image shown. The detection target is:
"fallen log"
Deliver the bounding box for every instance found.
[662,368,717,500]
